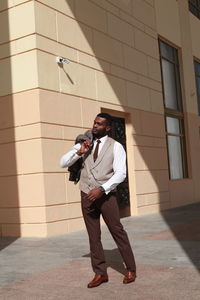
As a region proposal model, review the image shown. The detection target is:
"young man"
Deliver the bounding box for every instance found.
[60,113,136,288]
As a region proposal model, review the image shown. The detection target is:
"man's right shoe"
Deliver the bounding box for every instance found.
[87,274,108,288]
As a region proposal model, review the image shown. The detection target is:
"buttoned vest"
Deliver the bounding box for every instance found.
[79,137,115,194]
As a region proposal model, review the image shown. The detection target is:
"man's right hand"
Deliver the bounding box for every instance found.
[76,140,92,156]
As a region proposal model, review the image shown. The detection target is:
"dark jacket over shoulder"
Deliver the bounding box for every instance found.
[68,130,93,183]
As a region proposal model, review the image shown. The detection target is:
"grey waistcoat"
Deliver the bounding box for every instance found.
[79,137,115,194]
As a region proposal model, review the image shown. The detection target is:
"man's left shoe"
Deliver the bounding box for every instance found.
[123,271,136,284]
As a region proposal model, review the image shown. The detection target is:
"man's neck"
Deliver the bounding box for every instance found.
[95,134,107,140]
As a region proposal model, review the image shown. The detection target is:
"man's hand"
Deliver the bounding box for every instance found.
[86,188,104,202]
[76,140,92,156]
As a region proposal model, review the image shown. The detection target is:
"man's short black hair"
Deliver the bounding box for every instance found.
[97,113,112,126]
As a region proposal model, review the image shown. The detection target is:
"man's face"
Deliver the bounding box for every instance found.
[92,116,111,138]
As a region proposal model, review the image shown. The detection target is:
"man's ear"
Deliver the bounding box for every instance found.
[106,125,111,133]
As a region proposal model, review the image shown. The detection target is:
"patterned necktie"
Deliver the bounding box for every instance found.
[93,140,101,162]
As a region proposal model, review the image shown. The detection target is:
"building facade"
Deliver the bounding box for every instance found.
[0,0,200,237]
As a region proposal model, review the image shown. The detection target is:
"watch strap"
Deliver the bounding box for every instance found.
[98,186,105,193]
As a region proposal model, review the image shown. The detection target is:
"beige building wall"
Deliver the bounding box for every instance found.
[0,0,199,237]
[154,0,200,208]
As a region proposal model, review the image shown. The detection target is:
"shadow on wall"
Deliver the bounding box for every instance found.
[0,2,20,245]
[65,0,200,273]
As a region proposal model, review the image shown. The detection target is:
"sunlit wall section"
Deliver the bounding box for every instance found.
[0,1,48,237]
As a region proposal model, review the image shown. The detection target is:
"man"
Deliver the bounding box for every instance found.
[60,113,136,288]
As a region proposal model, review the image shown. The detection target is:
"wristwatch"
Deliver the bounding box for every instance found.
[98,186,105,193]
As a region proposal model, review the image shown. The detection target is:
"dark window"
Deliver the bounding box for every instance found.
[189,0,200,19]
[159,40,188,179]
[108,116,130,218]
[194,60,200,115]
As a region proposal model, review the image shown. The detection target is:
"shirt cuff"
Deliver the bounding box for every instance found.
[74,153,83,159]
[101,184,111,195]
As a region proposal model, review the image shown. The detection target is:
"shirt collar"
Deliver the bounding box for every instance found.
[94,135,108,143]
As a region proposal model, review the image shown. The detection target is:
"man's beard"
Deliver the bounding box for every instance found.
[92,132,106,139]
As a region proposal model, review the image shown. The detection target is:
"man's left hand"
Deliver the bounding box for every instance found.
[86,188,104,202]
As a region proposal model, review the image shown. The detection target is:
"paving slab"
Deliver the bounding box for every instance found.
[0,260,199,300]
[0,202,200,299]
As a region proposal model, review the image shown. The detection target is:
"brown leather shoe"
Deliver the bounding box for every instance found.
[123,271,136,284]
[87,274,108,288]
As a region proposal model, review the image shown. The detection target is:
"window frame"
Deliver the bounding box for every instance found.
[165,114,188,179]
[159,39,188,180]
[194,59,200,115]
[159,40,183,112]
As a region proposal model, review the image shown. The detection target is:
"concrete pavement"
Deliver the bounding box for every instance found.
[0,202,200,299]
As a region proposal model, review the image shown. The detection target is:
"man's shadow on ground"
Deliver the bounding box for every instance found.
[102,249,126,274]
[83,248,125,274]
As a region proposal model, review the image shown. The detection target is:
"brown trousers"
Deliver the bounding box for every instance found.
[81,191,136,275]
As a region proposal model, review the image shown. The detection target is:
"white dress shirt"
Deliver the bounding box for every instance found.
[60,135,126,194]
